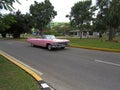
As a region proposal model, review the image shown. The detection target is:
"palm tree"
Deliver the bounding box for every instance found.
[0,0,20,11]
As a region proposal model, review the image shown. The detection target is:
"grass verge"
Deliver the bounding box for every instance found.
[68,38,120,50]
[0,55,41,90]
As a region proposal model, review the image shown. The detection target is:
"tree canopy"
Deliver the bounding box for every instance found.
[0,0,20,11]
[0,11,32,38]
[30,0,57,35]
[68,0,95,38]
[0,13,16,37]
[96,0,120,40]
[8,11,32,38]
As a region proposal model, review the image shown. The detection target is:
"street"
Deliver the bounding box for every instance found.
[0,39,120,90]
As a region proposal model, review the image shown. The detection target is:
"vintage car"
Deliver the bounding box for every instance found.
[27,35,70,50]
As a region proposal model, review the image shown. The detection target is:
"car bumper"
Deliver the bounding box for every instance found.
[52,44,69,48]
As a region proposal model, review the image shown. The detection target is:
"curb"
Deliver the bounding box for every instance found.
[70,45,120,53]
[0,50,53,90]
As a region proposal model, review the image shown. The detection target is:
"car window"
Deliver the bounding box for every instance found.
[42,35,56,39]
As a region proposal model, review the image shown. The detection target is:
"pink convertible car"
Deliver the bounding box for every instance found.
[27,35,70,50]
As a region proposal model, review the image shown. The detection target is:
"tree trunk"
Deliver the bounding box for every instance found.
[2,33,6,38]
[112,29,116,38]
[108,26,113,41]
[78,29,82,39]
[13,33,20,38]
[80,31,82,39]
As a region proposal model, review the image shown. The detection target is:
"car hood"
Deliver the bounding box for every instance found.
[52,39,69,42]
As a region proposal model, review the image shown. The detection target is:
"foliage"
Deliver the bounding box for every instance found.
[45,30,61,36]
[0,0,22,38]
[92,16,107,33]
[8,11,32,38]
[0,13,16,37]
[0,0,20,11]
[30,0,57,35]
[96,0,120,40]
[51,22,72,35]
[70,0,95,28]
[0,11,32,38]
[8,11,24,38]
[23,13,33,33]
[68,0,96,38]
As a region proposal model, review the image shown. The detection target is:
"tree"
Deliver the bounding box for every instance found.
[0,0,20,38]
[0,0,20,11]
[92,15,107,35]
[68,0,96,38]
[0,11,32,38]
[0,13,16,37]
[23,13,33,33]
[0,0,32,38]
[8,11,32,38]
[8,11,24,38]
[96,0,120,40]
[30,0,57,35]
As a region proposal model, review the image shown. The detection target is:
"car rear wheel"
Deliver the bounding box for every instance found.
[61,47,65,49]
[31,43,34,47]
[47,44,52,51]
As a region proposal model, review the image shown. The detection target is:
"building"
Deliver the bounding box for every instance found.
[69,30,99,38]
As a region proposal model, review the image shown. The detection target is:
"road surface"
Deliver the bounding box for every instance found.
[0,39,120,90]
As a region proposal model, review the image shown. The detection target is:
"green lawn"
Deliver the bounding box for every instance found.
[68,38,120,50]
[0,55,41,90]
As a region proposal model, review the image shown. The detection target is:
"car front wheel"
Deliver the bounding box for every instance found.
[47,44,52,51]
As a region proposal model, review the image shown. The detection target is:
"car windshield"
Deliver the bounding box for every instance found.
[42,35,56,39]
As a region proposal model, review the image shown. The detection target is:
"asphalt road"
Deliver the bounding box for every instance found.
[0,39,120,90]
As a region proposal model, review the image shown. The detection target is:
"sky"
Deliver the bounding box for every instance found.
[11,0,96,22]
